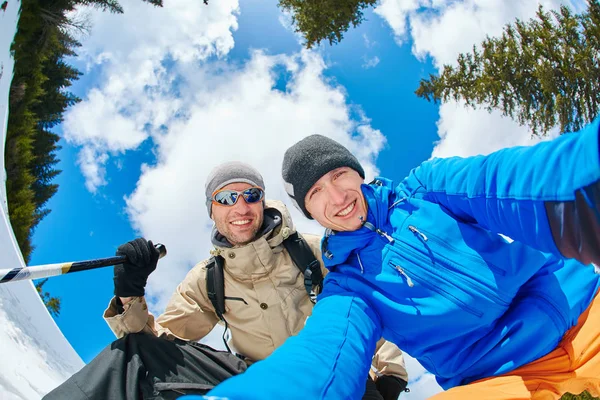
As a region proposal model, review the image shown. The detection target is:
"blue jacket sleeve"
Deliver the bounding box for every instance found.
[406,117,600,265]
[206,275,381,400]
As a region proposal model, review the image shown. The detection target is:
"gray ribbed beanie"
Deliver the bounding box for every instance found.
[205,161,265,217]
[282,135,365,219]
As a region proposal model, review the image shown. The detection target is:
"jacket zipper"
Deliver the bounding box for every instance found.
[377,229,395,244]
[407,225,510,307]
[357,254,365,274]
[363,221,395,244]
[408,225,428,242]
[389,259,482,317]
[370,224,482,316]
[410,225,506,277]
[389,261,414,287]
[369,216,490,316]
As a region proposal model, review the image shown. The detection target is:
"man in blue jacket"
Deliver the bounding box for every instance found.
[204,119,600,400]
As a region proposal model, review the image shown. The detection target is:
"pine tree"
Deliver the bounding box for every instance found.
[277,0,378,48]
[5,0,163,273]
[415,0,600,136]
[35,278,61,317]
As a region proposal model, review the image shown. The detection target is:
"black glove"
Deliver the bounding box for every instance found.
[375,375,408,400]
[113,238,159,297]
[362,377,383,400]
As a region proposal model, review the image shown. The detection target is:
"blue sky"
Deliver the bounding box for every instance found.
[26,0,584,397]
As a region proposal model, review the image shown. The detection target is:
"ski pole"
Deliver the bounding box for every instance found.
[0,243,167,284]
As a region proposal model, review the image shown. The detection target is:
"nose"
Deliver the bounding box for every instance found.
[327,184,346,205]
[233,195,252,213]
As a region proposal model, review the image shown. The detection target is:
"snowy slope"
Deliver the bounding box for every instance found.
[0,3,84,399]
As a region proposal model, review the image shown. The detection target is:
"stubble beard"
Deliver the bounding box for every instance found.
[220,218,262,247]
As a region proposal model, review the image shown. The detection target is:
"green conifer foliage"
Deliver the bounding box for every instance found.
[35,278,61,317]
[277,0,378,48]
[5,0,164,304]
[416,1,600,136]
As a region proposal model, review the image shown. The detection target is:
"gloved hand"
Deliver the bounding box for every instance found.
[362,377,383,400]
[113,238,160,297]
[375,375,409,400]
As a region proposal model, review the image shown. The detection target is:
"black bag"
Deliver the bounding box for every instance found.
[43,333,247,400]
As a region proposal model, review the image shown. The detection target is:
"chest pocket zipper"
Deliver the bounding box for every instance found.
[390,261,414,287]
[388,260,483,317]
[407,225,510,308]
[370,223,485,317]
[409,225,506,277]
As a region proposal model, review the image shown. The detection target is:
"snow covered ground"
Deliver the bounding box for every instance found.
[0,3,85,399]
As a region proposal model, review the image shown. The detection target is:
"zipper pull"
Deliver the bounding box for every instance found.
[388,197,407,209]
[408,225,428,242]
[376,229,395,244]
[362,220,395,244]
[394,264,414,287]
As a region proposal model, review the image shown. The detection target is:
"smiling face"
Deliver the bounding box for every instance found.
[304,167,367,231]
[211,182,264,246]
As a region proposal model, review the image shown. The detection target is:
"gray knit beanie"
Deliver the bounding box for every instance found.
[205,161,265,217]
[282,135,365,219]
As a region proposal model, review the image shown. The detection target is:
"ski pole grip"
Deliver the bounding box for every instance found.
[155,243,167,259]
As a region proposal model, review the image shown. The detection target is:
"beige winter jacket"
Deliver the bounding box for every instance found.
[104,200,408,382]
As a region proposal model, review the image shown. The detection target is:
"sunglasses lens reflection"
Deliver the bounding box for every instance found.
[213,187,264,206]
[215,191,238,205]
[244,188,263,203]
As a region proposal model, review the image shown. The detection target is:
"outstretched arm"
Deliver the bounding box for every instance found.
[407,117,600,266]
[207,275,381,400]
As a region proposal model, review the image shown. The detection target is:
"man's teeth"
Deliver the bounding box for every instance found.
[231,220,251,225]
[337,202,355,217]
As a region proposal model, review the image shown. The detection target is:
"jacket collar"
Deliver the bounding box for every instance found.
[322,178,395,268]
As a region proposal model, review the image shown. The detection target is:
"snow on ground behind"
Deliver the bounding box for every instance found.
[0,2,84,399]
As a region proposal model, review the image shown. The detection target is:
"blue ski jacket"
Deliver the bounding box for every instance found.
[206,119,600,399]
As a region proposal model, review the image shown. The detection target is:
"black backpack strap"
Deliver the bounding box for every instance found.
[206,255,226,321]
[206,255,233,353]
[283,232,323,299]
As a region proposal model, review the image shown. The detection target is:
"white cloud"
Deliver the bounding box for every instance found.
[431,101,561,158]
[374,0,586,159]
[122,50,385,310]
[62,0,240,192]
[363,33,377,48]
[362,55,380,69]
[278,9,306,46]
[78,0,239,66]
[375,0,586,67]
[76,147,109,192]
[373,0,421,45]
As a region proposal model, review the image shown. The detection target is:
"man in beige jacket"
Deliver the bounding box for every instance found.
[44,162,408,400]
